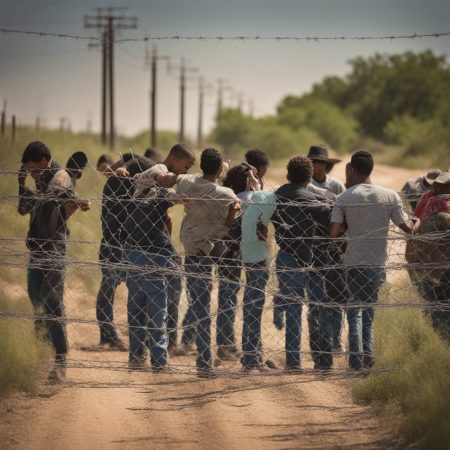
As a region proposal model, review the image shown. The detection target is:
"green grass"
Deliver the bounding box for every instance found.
[0,295,52,397]
[353,301,450,449]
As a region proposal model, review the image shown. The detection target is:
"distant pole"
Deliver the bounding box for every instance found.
[197,78,204,148]
[11,115,16,142]
[36,117,40,131]
[101,30,108,145]
[217,79,224,117]
[107,17,115,149]
[59,117,65,131]
[150,47,158,147]
[179,59,186,142]
[1,111,5,137]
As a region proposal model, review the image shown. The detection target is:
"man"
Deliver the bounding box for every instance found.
[18,141,90,383]
[330,151,412,370]
[245,148,269,188]
[402,169,442,212]
[135,143,196,353]
[307,145,347,354]
[144,147,164,164]
[272,156,333,371]
[96,156,155,351]
[176,148,240,378]
[414,172,450,220]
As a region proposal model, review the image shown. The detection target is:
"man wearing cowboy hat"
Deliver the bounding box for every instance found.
[307,145,346,196]
[402,169,442,212]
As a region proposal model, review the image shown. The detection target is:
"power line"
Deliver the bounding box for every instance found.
[1,27,449,42]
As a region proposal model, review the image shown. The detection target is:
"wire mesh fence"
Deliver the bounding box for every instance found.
[0,161,449,382]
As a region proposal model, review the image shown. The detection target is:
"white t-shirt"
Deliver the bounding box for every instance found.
[176,174,237,255]
[133,163,168,195]
[311,175,345,196]
[331,183,407,266]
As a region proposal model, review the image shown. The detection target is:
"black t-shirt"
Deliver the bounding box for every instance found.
[272,183,331,266]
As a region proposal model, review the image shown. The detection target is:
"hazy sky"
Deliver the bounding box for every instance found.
[1,0,449,141]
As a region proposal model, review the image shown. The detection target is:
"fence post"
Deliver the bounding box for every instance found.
[12,115,16,142]
[0,111,5,137]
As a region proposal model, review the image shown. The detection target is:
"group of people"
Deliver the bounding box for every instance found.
[17,140,450,382]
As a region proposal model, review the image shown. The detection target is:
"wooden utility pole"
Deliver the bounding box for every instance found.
[179,59,186,142]
[84,7,137,150]
[1,100,7,137]
[197,77,204,148]
[36,117,40,131]
[11,115,16,142]
[217,79,225,117]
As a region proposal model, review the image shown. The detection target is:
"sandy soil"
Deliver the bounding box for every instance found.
[0,162,419,450]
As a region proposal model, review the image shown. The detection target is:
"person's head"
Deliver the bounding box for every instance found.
[346,151,374,187]
[431,172,450,195]
[66,151,88,180]
[96,154,114,176]
[223,163,257,194]
[307,145,340,180]
[245,148,269,179]
[200,148,223,178]
[126,156,155,177]
[286,156,313,186]
[165,143,196,175]
[144,147,164,164]
[21,141,52,181]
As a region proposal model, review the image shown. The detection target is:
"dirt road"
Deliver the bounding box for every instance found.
[0,162,418,449]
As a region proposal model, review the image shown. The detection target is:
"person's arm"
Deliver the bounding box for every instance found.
[329,222,343,238]
[224,201,241,228]
[391,192,412,234]
[329,199,345,238]
[155,172,178,188]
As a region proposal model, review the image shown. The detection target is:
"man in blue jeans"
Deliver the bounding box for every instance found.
[272,156,332,371]
[176,149,240,378]
[330,151,412,369]
[123,175,179,371]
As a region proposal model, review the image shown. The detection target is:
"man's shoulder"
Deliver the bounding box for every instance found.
[49,168,72,188]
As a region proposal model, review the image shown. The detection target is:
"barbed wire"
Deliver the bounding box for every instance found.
[1,27,449,43]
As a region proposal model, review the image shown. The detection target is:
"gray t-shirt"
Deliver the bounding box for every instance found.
[133,163,168,196]
[331,184,407,266]
[176,174,237,255]
[311,175,345,196]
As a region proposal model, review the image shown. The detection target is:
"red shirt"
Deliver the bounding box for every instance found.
[415,190,450,219]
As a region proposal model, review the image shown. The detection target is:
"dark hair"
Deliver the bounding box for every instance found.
[223,163,257,194]
[144,147,164,163]
[351,151,374,177]
[168,142,195,160]
[21,141,51,163]
[287,156,313,184]
[96,154,113,168]
[200,148,223,176]
[245,148,269,169]
[126,156,155,177]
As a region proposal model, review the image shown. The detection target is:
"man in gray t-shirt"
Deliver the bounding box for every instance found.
[330,151,412,370]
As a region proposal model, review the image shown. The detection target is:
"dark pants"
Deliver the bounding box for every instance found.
[166,271,182,347]
[96,264,125,344]
[27,263,68,357]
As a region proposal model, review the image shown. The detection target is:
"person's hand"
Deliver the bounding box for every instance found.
[246,170,261,192]
[64,201,79,217]
[18,166,27,186]
[273,295,285,330]
[115,167,129,177]
[79,199,91,211]
[224,201,241,228]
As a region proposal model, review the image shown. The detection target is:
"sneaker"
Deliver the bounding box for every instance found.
[128,356,147,371]
[197,367,218,379]
[217,346,240,361]
[48,366,66,384]
[108,340,127,352]
[151,365,171,374]
[265,359,277,369]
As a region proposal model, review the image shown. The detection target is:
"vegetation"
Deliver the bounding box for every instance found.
[353,298,450,449]
[211,50,450,169]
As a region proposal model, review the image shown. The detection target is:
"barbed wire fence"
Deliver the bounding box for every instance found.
[0,164,449,381]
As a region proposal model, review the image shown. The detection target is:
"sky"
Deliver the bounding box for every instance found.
[1,0,449,142]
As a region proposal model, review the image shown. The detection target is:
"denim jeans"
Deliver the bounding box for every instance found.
[184,253,214,369]
[346,268,385,369]
[216,264,241,348]
[27,262,68,357]
[96,264,126,344]
[307,270,333,369]
[242,262,268,368]
[126,249,170,367]
[275,251,306,368]
[166,270,182,347]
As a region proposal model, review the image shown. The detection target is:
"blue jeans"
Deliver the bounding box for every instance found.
[275,251,306,368]
[28,262,68,357]
[307,270,333,369]
[96,263,126,344]
[346,268,385,369]
[126,250,170,367]
[184,253,214,369]
[216,264,241,347]
[166,262,182,347]
[242,262,268,368]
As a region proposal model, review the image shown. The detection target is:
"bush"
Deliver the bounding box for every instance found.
[0,296,52,397]
[353,306,450,449]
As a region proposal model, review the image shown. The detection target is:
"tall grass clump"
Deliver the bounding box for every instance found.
[353,304,450,449]
[0,296,52,397]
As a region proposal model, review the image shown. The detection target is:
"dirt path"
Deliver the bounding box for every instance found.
[0,161,418,449]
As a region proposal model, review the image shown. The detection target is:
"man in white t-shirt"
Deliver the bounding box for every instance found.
[330,151,412,370]
[176,148,240,378]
